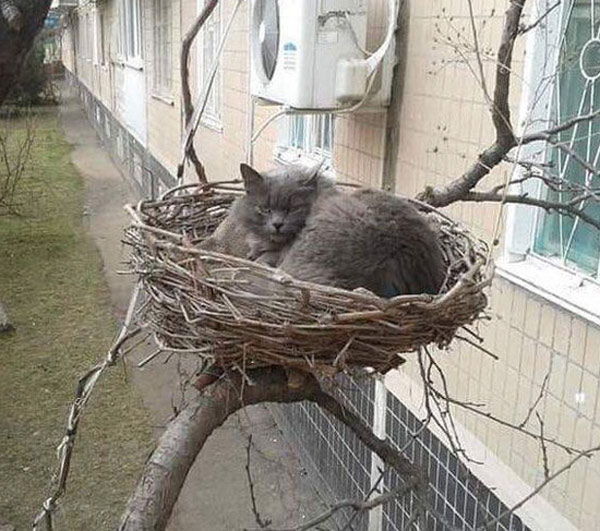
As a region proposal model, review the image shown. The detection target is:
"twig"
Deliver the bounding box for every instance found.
[466,0,490,105]
[419,0,526,207]
[536,412,551,481]
[518,371,550,429]
[245,434,272,529]
[178,0,219,183]
[460,190,600,231]
[477,443,600,530]
[253,481,416,531]
[518,0,560,34]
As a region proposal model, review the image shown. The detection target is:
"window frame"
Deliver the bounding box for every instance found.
[275,113,335,171]
[501,0,600,323]
[152,0,172,97]
[196,0,223,131]
[78,12,89,61]
[118,0,144,69]
[93,8,106,67]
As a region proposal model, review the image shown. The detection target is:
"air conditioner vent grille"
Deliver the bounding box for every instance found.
[255,0,279,81]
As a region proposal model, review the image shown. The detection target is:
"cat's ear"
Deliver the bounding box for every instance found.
[303,159,325,187]
[240,163,265,196]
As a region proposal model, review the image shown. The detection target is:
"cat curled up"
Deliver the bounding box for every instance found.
[200,162,335,266]
[201,162,445,297]
[279,189,446,297]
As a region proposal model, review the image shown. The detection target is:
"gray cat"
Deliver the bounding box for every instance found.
[279,188,446,297]
[200,162,336,266]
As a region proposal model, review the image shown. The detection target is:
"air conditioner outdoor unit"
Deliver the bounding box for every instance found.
[250,0,395,110]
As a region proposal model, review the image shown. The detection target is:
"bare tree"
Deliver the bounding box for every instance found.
[0,1,51,335]
[0,0,53,106]
[0,108,36,215]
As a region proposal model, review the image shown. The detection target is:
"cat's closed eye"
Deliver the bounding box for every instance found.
[255,205,270,215]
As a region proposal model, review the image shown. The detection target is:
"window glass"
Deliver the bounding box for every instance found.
[120,0,143,61]
[281,114,334,162]
[200,0,222,125]
[153,0,172,93]
[534,0,600,278]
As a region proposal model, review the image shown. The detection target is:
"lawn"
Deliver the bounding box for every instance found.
[0,107,153,530]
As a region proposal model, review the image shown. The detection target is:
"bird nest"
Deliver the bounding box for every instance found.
[125,181,492,376]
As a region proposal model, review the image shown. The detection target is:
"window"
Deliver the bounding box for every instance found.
[86,13,93,62]
[153,0,172,94]
[119,0,143,63]
[198,0,222,128]
[78,13,89,60]
[533,0,600,279]
[502,0,600,322]
[276,114,335,165]
[93,10,106,66]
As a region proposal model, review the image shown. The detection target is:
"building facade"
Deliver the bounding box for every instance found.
[59,1,600,529]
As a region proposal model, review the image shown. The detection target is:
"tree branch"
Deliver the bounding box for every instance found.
[119,368,424,531]
[478,442,600,530]
[245,434,272,529]
[518,0,560,35]
[466,0,491,106]
[178,0,218,183]
[460,190,600,231]
[418,0,526,207]
[252,481,415,531]
[520,108,600,145]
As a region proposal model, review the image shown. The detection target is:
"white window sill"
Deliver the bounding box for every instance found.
[114,57,144,71]
[497,255,600,327]
[151,93,175,106]
[200,115,223,133]
[274,147,335,178]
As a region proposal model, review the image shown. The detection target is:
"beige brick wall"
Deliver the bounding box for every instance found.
[145,0,183,174]
[69,2,118,113]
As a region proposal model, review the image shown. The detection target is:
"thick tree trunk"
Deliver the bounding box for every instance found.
[119,368,422,531]
[0,0,52,106]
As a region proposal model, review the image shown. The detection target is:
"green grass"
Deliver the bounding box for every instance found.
[0,108,153,530]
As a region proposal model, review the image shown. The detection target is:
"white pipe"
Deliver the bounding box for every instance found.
[365,0,398,75]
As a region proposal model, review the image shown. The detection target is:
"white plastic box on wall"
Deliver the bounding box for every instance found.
[250,0,395,111]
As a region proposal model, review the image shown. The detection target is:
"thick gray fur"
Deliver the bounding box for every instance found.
[220,162,336,266]
[279,189,446,297]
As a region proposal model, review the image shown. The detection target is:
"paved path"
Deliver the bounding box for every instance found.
[58,87,324,530]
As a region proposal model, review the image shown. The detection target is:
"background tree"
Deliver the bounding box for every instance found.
[0,0,53,106]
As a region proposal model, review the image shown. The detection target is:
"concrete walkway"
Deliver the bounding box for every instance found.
[58,87,325,530]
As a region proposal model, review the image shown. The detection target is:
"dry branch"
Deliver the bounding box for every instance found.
[178,0,219,182]
[119,368,424,531]
[460,190,600,231]
[255,481,415,531]
[419,0,525,207]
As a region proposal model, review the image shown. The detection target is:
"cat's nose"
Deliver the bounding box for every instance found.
[272,222,283,232]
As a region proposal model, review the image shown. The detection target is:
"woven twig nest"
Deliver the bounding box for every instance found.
[125,181,492,376]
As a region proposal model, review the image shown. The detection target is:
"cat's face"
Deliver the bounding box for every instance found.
[239,163,324,246]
